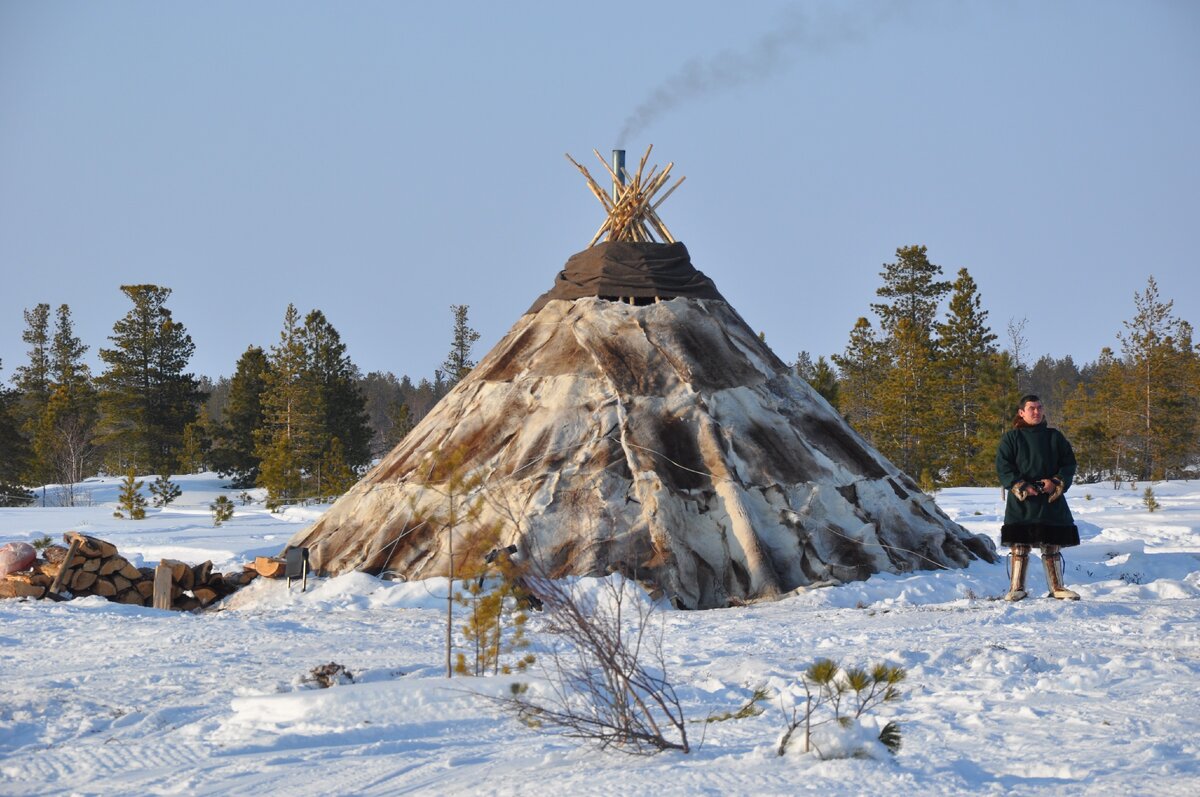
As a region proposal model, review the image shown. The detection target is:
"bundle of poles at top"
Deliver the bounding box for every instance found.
[566,145,686,247]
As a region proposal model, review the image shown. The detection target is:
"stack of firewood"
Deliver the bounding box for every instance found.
[0,532,265,610]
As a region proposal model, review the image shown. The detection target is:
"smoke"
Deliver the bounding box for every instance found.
[616,3,905,146]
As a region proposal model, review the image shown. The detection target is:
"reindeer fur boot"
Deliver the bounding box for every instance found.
[1041,545,1081,600]
[1005,544,1031,602]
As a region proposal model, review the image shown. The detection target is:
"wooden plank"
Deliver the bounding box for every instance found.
[152,563,174,610]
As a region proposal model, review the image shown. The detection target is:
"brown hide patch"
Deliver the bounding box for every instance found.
[732,420,818,484]
[626,412,709,490]
[642,313,763,391]
[795,412,888,479]
[477,322,597,382]
[586,333,672,396]
[474,323,545,382]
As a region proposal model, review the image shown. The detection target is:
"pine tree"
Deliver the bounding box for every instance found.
[178,420,208,474]
[934,268,999,485]
[1116,276,1196,479]
[149,473,182,507]
[211,494,235,526]
[383,399,414,449]
[255,305,322,505]
[114,468,147,519]
[870,245,952,336]
[12,304,52,482]
[96,285,202,474]
[832,317,887,441]
[0,363,34,506]
[303,310,372,472]
[874,317,945,482]
[795,352,840,409]
[34,305,98,502]
[211,346,271,488]
[442,304,481,387]
[317,437,358,500]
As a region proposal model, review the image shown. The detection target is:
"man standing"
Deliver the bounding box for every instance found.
[996,394,1081,601]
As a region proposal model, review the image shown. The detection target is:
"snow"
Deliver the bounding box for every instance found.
[2,474,1199,795]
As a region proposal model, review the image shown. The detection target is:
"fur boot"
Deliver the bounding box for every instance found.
[1041,545,1081,600]
[1005,544,1031,602]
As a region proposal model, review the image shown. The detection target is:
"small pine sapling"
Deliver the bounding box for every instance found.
[149,474,182,507]
[1143,487,1160,512]
[113,469,147,520]
[777,658,906,758]
[453,545,535,677]
[31,534,53,550]
[210,495,235,526]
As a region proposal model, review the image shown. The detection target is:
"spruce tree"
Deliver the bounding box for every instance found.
[442,304,481,387]
[96,285,202,474]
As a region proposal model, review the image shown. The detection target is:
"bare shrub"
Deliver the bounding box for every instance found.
[502,575,689,755]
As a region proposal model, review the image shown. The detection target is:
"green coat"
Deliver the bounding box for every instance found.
[996,422,1077,529]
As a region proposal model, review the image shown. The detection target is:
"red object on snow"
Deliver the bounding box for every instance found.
[0,542,37,578]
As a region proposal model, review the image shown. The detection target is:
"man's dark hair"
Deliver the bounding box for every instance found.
[1018,394,1041,409]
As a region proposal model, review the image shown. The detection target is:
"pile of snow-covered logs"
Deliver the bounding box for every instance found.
[0,532,273,610]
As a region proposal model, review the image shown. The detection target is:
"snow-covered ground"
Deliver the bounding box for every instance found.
[2,474,1199,796]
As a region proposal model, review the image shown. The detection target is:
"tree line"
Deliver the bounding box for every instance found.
[797,246,1199,487]
[3,258,1196,507]
[0,285,481,507]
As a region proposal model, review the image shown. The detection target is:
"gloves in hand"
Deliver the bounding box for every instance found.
[1011,481,1031,501]
[1047,477,1064,503]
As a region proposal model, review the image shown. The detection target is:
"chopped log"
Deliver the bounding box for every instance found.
[0,580,46,599]
[112,575,133,593]
[254,556,287,579]
[167,560,193,591]
[65,533,118,559]
[192,560,213,586]
[71,570,98,592]
[4,572,37,584]
[136,580,155,599]
[30,573,52,588]
[205,572,227,593]
[68,554,88,568]
[152,563,174,610]
[193,587,219,607]
[81,557,102,573]
[93,578,117,598]
[42,545,70,565]
[99,557,126,576]
[119,561,142,580]
[49,537,83,595]
[115,590,145,606]
[33,560,61,578]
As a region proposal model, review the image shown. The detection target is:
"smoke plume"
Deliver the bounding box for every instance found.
[616,3,903,146]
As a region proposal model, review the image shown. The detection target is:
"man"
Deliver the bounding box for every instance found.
[995,394,1081,601]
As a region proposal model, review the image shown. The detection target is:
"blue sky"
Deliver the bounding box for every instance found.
[2,0,1197,383]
